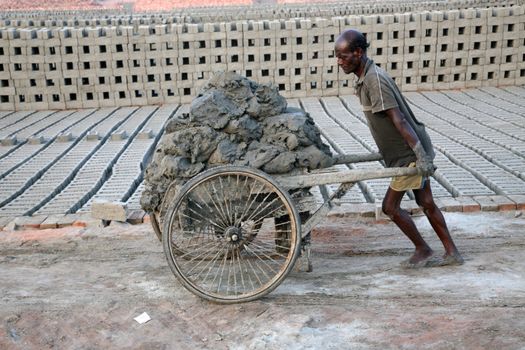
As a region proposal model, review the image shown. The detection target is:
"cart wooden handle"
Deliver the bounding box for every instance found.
[275,166,420,189]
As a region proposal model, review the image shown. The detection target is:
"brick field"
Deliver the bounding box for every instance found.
[1,85,524,227]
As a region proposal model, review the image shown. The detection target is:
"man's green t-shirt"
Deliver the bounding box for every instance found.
[355,59,435,168]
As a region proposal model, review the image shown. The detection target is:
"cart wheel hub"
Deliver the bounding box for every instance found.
[225,227,242,242]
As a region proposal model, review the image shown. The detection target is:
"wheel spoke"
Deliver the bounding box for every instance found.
[236,248,246,293]
[219,176,234,225]
[246,241,289,263]
[234,175,251,225]
[248,206,289,230]
[242,245,267,285]
[208,181,231,226]
[216,246,230,293]
[170,228,218,236]
[244,195,281,224]
[273,221,292,228]
[182,205,227,232]
[197,244,229,284]
[247,241,290,259]
[181,242,224,273]
[191,199,229,229]
[234,180,267,227]
[227,246,235,295]
[243,245,279,275]
[193,189,230,229]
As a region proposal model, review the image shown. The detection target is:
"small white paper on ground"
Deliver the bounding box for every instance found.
[134,312,151,324]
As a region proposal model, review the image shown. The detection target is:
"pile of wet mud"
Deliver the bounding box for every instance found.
[140,72,334,213]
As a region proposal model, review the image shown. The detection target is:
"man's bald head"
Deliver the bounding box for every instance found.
[335,29,369,53]
[335,29,369,75]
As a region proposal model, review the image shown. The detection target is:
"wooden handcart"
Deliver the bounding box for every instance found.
[150,153,420,303]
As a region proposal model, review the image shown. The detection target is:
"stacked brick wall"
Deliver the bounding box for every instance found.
[1,0,523,27]
[0,6,524,110]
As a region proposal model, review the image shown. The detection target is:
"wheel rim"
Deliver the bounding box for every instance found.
[165,169,299,302]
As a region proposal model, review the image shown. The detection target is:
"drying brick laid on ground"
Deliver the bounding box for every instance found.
[140,72,335,213]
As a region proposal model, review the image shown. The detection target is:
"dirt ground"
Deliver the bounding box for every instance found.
[1,210,525,350]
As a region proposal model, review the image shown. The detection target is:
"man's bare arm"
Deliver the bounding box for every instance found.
[384,107,434,176]
[384,107,419,148]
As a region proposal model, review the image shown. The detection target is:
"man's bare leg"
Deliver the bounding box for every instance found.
[382,187,433,264]
[413,181,463,264]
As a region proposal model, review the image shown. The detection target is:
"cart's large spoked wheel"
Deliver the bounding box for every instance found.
[162,166,301,303]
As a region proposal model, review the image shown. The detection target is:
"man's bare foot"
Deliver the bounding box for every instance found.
[420,252,465,268]
[410,247,433,264]
[441,252,464,266]
[400,247,434,268]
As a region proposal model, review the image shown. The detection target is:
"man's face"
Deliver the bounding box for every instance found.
[335,41,360,75]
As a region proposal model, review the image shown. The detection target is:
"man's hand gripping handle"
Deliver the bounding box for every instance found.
[413,141,435,177]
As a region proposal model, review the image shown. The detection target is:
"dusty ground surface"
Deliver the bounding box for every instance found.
[1,211,525,349]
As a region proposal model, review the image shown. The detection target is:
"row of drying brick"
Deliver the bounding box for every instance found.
[0,107,139,216]
[0,108,128,206]
[31,104,174,215]
[332,95,496,198]
[0,106,161,217]
[407,91,525,155]
[343,89,525,169]
[406,91,525,184]
[1,194,524,232]
[0,0,517,26]
[322,96,457,199]
[74,104,177,213]
[0,104,175,218]
[1,87,523,218]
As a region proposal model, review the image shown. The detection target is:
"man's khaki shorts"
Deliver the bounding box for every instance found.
[390,162,425,192]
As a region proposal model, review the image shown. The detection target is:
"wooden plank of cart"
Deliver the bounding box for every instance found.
[149,152,421,303]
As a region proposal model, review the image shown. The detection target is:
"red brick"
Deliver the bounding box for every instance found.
[72,220,88,228]
[436,197,462,212]
[491,195,517,211]
[20,216,48,230]
[329,203,376,218]
[127,210,146,225]
[39,215,64,229]
[52,214,81,228]
[456,196,481,212]
[506,195,525,210]
[472,196,498,211]
[71,214,101,228]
